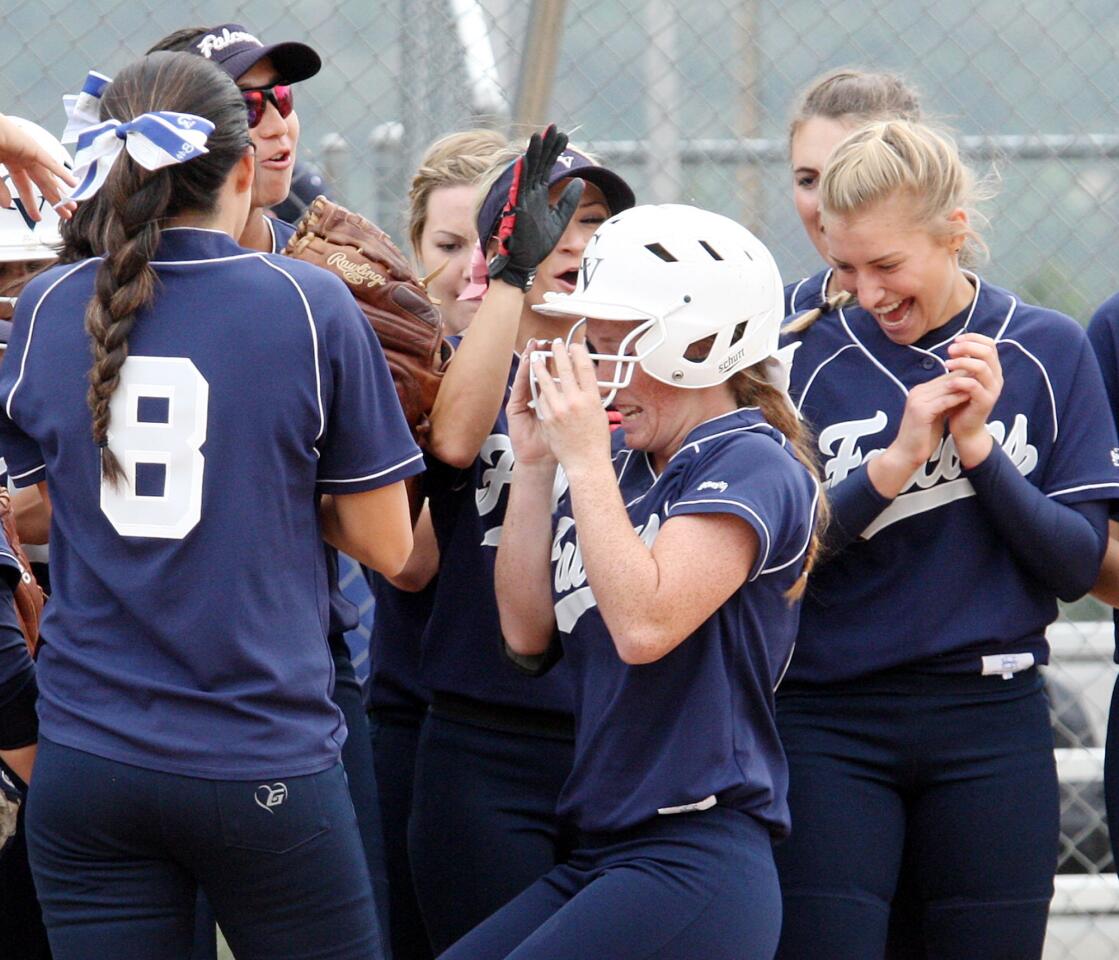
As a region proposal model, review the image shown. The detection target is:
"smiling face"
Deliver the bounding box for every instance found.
[823,193,975,345]
[418,184,479,335]
[790,116,855,262]
[237,57,299,210]
[524,180,610,311]
[586,318,734,469]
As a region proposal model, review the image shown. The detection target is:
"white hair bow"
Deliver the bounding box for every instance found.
[761,341,803,419]
[68,112,215,203]
[61,70,113,144]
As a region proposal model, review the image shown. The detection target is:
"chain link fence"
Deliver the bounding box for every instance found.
[3,0,1119,955]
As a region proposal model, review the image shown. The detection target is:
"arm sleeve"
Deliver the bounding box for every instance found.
[315,289,424,494]
[964,442,1108,601]
[820,461,893,555]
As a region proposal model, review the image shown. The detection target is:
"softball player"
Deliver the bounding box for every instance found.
[1085,296,1119,870]
[364,127,510,960]
[141,28,396,941]
[784,68,921,318]
[405,133,635,951]
[0,117,70,960]
[0,52,421,958]
[775,119,1119,960]
[784,69,931,959]
[438,203,820,960]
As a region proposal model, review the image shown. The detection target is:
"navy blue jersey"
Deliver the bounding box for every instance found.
[786,275,1119,683]
[0,227,423,779]
[367,571,432,712]
[267,215,368,644]
[0,526,31,697]
[1086,292,1119,661]
[549,408,818,835]
[422,350,573,713]
[784,268,832,317]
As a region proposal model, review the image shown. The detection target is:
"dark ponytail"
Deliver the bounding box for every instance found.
[82,51,250,483]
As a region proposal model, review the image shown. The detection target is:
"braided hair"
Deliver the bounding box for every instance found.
[82,51,251,484]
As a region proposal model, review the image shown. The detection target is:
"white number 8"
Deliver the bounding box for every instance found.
[100,356,209,539]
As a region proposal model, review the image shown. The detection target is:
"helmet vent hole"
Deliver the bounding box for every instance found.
[684,334,717,362]
[645,243,678,262]
[698,240,723,261]
[730,321,747,345]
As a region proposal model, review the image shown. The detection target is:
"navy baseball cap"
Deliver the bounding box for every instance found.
[189,24,321,84]
[477,146,636,250]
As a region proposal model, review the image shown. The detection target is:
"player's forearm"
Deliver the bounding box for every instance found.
[321,484,415,578]
[427,282,524,468]
[823,461,894,554]
[965,444,1108,601]
[564,459,680,665]
[385,503,439,592]
[1091,521,1119,607]
[495,460,557,655]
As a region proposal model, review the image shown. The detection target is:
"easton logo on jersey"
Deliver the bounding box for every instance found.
[818,410,1039,539]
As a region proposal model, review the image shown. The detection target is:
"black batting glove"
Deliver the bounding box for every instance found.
[488,125,585,291]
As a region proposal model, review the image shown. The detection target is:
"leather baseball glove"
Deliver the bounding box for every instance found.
[283,197,453,446]
[0,489,44,658]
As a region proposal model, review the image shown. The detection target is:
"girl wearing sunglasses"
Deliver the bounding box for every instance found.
[142,23,394,959]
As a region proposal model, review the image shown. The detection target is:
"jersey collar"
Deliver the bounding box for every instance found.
[151,227,253,264]
[672,407,773,460]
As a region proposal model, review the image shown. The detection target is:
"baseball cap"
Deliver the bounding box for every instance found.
[189,23,321,85]
[476,146,636,253]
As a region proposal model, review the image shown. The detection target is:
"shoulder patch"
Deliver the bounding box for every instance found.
[696,480,729,493]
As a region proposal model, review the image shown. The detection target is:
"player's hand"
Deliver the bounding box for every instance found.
[0,115,77,220]
[945,333,1002,468]
[868,374,970,498]
[488,126,584,290]
[506,340,556,467]
[530,339,610,473]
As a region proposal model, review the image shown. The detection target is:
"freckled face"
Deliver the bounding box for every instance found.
[585,318,704,463]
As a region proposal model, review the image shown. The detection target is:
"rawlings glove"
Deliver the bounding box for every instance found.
[284,197,453,446]
[487,125,585,291]
[0,489,44,658]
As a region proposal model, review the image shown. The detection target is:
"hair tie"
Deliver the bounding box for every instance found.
[61,70,112,144]
[67,112,215,203]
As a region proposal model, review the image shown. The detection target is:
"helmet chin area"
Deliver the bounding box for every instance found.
[527,317,661,416]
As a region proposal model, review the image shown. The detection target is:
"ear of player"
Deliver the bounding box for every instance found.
[529,204,786,409]
[486,125,585,291]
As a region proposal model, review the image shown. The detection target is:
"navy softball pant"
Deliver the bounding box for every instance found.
[25,737,384,960]
[370,705,433,960]
[408,705,575,953]
[774,667,1058,960]
[437,805,781,960]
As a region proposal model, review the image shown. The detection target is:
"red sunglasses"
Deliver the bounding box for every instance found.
[241,84,294,129]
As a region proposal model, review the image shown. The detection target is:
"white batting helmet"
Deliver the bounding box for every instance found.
[533,204,784,404]
[0,118,72,262]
